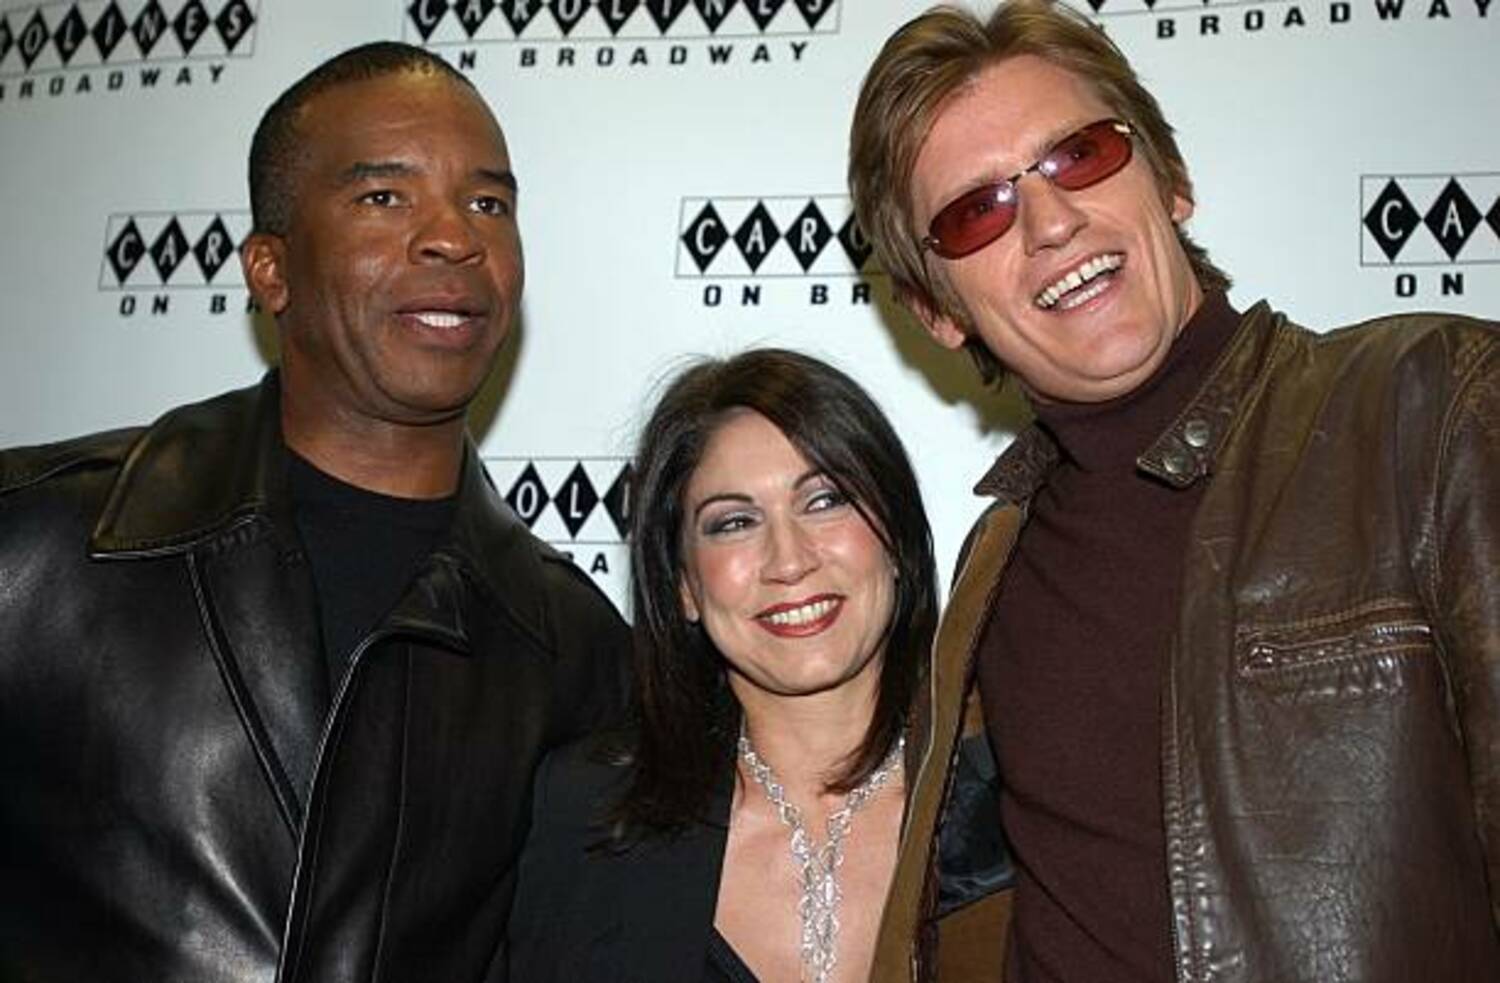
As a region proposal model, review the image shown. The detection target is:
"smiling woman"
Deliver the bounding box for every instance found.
[506,349,944,983]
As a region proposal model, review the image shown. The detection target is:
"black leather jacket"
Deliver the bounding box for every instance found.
[0,377,630,982]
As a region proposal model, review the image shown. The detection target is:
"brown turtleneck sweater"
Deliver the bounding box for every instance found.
[978,292,1240,983]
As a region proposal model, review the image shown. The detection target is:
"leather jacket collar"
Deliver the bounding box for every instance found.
[974,301,1283,504]
[87,372,560,653]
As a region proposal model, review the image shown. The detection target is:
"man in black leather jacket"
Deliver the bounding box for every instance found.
[0,43,628,982]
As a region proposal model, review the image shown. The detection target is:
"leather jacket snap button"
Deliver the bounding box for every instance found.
[1183,418,1211,448]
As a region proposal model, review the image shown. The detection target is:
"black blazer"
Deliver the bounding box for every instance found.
[506,735,735,982]
[505,732,1011,982]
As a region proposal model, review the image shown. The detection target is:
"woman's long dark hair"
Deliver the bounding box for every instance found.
[614,348,937,842]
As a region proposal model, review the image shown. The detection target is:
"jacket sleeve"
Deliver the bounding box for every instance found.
[541,556,633,742]
[1431,336,1500,933]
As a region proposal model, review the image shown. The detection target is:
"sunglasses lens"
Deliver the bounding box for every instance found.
[1045,120,1133,191]
[923,120,1133,260]
[927,184,1018,260]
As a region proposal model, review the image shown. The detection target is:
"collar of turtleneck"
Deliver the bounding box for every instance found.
[1029,290,1240,474]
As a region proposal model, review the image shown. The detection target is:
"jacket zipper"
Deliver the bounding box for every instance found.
[274,628,397,983]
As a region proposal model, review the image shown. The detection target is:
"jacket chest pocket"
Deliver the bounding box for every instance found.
[1236,600,1436,702]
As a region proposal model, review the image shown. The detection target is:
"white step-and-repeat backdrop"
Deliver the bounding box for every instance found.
[1,0,1495,611]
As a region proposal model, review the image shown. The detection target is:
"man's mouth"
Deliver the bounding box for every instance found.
[1035,252,1123,311]
[405,309,478,329]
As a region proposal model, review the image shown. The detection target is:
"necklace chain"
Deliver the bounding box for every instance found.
[737,726,905,983]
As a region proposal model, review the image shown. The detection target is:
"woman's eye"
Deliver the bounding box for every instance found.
[806,487,850,512]
[704,512,755,536]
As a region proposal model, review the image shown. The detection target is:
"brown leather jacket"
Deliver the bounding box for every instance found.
[873,303,1500,982]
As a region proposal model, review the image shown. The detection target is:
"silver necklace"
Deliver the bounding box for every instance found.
[737,725,905,983]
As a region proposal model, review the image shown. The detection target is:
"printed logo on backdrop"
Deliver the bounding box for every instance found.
[0,0,258,103]
[485,456,632,588]
[404,0,840,72]
[100,210,256,319]
[1361,173,1500,299]
[1072,0,1492,41]
[676,195,879,309]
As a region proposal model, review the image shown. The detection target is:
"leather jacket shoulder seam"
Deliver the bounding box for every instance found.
[0,427,139,497]
[1426,338,1498,609]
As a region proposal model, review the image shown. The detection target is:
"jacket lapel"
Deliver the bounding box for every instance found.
[190,522,328,833]
[871,505,1022,983]
[89,375,328,836]
[611,780,732,979]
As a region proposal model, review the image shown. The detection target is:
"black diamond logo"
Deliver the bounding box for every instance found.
[550,0,593,36]
[149,219,191,283]
[693,0,738,33]
[173,0,210,55]
[786,200,832,272]
[837,213,872,270]
[454,0,495,37]
[602,463,633,539]
[215,0,255,52]
[499,0,544,35]
[598,0,640,34]
[1362,179,1418,262]
[555,463,599,538]
[107,219,147,285]
[1084,0,1107,10]
[193,216,236,283]
[132,1,168,57]
[0,18,13,67]
[793,0,833,28]
[18,11,49,69]
[505,464,551,527]
[681,202,728,273]
[93,3,128,61]
[1423,178,1481,261]
[643,0,688,31]
[54,6,88,65]
[1486,194,1500,247]
[743,0,784,30]
[734,202,781,272]
[407,0,450,41]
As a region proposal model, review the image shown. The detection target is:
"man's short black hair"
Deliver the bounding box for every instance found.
[248,41,478,236]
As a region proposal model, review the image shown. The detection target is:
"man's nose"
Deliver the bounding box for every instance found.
[411,201,485,264]
[1017,176,1087,256]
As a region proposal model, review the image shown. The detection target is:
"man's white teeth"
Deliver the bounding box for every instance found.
[411,311,466,328]
[764,598,837,626]
[1035,253,1123,310]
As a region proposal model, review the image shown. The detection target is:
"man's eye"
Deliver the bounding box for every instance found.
[471,195,512,217]
[358,190,399,207]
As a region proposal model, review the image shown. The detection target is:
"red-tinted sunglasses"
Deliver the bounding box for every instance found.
[921,118,1135,260]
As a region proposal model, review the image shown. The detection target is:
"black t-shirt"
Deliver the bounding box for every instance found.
[288,453,457,695]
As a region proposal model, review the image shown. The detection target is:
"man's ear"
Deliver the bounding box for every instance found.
[1171,191,1195,224]
[902,286,968,351]
[241,232,291,316]
[1167,174,1196,224]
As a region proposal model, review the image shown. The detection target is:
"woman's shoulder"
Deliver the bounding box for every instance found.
[531,729,635,837]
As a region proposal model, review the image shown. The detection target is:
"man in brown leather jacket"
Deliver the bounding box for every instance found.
[0,44,627,981]
[849,3,1500,981]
